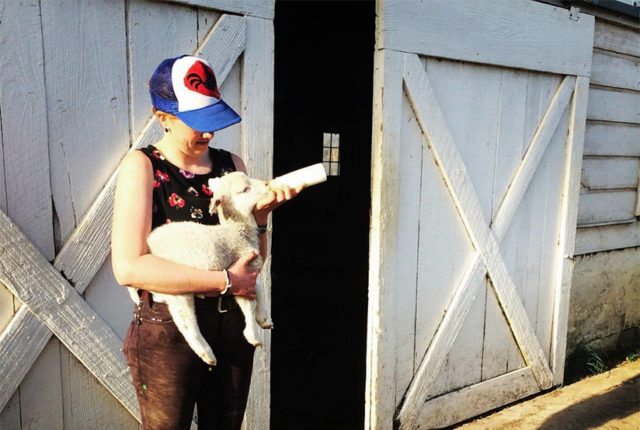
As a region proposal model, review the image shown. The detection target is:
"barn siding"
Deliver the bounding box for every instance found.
[575,17,640,251]
[568,12,640,373]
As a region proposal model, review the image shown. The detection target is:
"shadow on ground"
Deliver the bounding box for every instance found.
[538,374,639,429]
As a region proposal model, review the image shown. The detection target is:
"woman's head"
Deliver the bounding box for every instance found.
[149,55,241,133]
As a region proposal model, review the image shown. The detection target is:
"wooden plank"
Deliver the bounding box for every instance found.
[0,307,50,413]
[241,16,273,430]
[550,76,590,385]
[127,0,199,138]
[366,48,404,430]
[392,92,424,406]
[197,9,222,45]
[593,20,640,57]
[18,339,64,430]
[0,0,54,260]
[59,346,139,430]
[581,157,640,190]
[591,50,640,91]
[415,368,539,429]
[54,13,245,293]
[577,189,637,225]
[575,221,640,254]
[0,282,15,334]
[381,0,594,77]
[587,87,640,124]
[0,209,140,420]
[41,0,129,247]
[0,390,21,429]
[584,121,640,156]
[155,0,274,19]
[398,54,553,429]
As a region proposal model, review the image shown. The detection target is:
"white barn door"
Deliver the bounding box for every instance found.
[367,1,594,428]
[0,1,273,428]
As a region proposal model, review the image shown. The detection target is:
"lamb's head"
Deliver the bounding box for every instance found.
[208,172,269,223]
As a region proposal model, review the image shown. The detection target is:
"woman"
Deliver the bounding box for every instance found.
[111,55,299,430]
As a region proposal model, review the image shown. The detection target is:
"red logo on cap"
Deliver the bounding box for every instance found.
[184,61,220,99]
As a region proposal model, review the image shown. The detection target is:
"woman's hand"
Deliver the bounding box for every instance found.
[226,251,260,299]
[253,184,305,225]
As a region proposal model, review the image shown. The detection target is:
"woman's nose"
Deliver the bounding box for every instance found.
[202,131,214,139]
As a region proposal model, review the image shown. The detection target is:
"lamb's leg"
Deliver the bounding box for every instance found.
[254,279,273,329]
[235,297,263,347]
[163,294,217,366]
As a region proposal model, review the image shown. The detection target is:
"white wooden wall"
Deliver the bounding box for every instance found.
[0,0,274,428]
[575,18,640,255]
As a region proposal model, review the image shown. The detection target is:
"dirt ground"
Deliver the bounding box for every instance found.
[457,359,640,429]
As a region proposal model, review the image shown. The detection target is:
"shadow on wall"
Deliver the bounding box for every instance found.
[538,374,640,430]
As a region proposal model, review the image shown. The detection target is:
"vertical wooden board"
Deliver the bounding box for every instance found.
[391,92,425,406]
[197,9,222,46]
[240,16,273,430]
[0,390,21,430]
[0,0,54,260]
[427,282,487,399]
[423,58,501,220]
[83,256,135,341]
[59,346,138,430]
[584,122,640,156]
[523,73,564,154]
[531,106,571,360]
[127,0,199,139]
[491,69,529,221]
[587,87,640,124]
[212,59,242,157]
[18,338,64,430]
[481,283,525,381]
[41,0,129,245]
[367,47,404,430]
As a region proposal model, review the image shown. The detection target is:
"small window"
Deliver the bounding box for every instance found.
[323,133,340,176]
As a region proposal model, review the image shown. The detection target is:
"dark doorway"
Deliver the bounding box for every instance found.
[271,1,374,429]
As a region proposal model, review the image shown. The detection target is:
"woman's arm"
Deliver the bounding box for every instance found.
[230,153,303,262]
[111,151,257,298]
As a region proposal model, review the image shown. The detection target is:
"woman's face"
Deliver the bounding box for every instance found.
[162,113,215,155]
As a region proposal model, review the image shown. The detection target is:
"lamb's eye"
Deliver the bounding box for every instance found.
[242,186,250,193]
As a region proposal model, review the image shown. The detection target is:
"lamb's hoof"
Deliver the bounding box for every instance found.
[200,353,217,366]
[258,320,274,330]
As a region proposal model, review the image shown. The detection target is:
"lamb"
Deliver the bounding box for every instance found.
[128,171,272,366]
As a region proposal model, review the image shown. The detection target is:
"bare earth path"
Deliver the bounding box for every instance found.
[457,359,640,429]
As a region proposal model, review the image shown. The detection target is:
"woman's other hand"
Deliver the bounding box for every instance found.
[226,251,260,299]
[253,184,305,225]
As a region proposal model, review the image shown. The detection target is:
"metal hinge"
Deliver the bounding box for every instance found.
[569,6,580,21]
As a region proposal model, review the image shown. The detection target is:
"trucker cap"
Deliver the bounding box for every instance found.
[149,55,241,132]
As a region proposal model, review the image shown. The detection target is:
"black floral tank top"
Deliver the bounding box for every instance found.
[139,144,236,229]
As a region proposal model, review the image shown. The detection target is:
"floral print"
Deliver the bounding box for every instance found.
[168,193,185,209]
[180,168,195,179]
[190,207,204,220]
[187,186,199,196]
[140,144,235,229]
[201,184,213,196]
[155,170,169,183]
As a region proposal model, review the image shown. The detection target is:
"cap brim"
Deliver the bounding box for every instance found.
[175,99,241,132]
